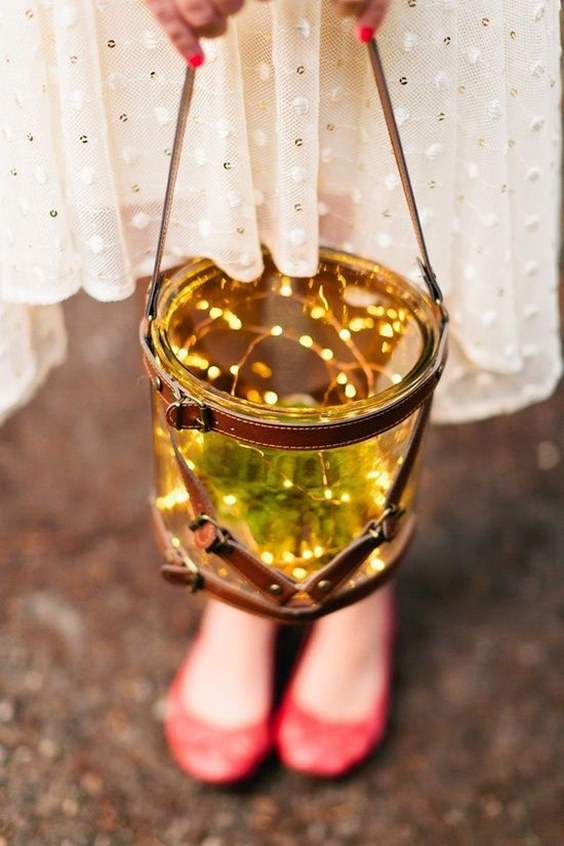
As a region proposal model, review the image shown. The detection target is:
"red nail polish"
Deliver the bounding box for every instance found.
[187,52,204,69]
[357,26,375,44]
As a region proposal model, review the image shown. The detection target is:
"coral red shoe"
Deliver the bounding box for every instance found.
[274,594,396,778]
[164,652,272,784]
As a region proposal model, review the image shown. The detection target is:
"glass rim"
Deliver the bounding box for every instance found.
[150,248,445,425]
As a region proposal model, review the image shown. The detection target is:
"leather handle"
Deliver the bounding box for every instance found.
[146,69,195,321]
[144,38,445,322]
[367,41,442,305]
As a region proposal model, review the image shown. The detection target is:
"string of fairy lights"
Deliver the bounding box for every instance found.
[152,259,422,581]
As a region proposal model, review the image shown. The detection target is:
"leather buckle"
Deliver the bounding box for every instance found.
[367,505,404,544]
[193,401,212,433]
[166,397,211,432]
[161,548,204,592]
[161,562,204,592]
[189,514,232,554]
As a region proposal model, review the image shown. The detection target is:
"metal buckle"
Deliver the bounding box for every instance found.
[367,505,404,544]
[188,514,232,554]
[161,548,204,592]
[193,400,212,433]
[166,395,211,432]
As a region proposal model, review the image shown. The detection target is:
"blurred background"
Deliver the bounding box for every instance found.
[0,254,562,846]
[1,46,564,846]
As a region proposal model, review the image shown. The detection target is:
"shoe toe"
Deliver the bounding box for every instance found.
[165,700,271,784]
[275,699,387,778]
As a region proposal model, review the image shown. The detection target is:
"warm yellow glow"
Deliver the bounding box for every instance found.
[251,361,273,379]
[261,551,274,565]
[302,549,313,560]
[345,384,357,398]
[349,317,374,332]
[299,335,313,348]
[341,492,351,503]
[223,494,237,506]
[225,312,243,330]
[313,545,324,558]
[280,282,293,297]
[310,306,326,320]
[392,373,402,384]
[283,479,293,489]
[176,348,188,361]
[264,391,279,405]
[321,348,334,361]
[282,550,295,563]
[339,328,351,341]
[171,536,181,549]
[209,306,223,319]
[229,364,239,375]
[336,373,348,385]
[247,389,262,403]
[370,556,386,572]
[196,299,209,310]
[292,566,308,580]
[207,365,221,380]
[185,353,209,368]
[380,322,394,338]
[324,488,333,500]
[271,325,283,336]
[367,304,385,316]
[156,488,189,510]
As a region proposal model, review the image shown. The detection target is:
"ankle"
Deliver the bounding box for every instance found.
[199,600,276,648]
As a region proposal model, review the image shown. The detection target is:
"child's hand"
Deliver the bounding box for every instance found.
[332,0,392,42]
[144,0,391,68]
[144,0,248,67]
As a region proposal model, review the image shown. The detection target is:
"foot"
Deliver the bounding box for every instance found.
[274,586,395,777]
[165,600,277,782]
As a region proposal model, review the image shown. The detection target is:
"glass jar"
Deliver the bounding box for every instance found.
[150,249,438,587]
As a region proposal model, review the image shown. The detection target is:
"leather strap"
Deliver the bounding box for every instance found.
[144,39,446,323]
[367,41,442,304]
[158,392,429,616]
[169,430,298,604]
[141,315,447,450]
[146,70,195,321]
[154,503,416,623]
[301,396,431,602]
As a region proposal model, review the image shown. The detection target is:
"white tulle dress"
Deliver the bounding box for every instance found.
[0,0,561,424]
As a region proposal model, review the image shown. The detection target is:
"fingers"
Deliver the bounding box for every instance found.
[355,0,391,41]
[332,0,392,43]
[145,0,244,67]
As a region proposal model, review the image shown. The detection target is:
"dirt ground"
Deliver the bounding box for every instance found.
[0,281,563,846]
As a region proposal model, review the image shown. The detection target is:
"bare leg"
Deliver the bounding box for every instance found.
[177,599,277,728]
[286,585,394,721]
[274,585,395,776]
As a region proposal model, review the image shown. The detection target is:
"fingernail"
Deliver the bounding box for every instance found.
[356,25,375,43]
[187,52,205,69]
